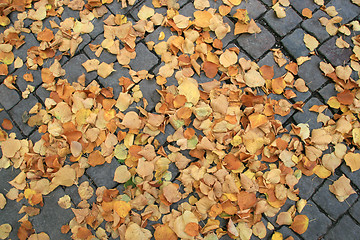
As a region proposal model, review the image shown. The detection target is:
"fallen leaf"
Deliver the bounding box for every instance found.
[114,165,131,183]
[329,175,356,202]
[304,34,319,51]
[290,215,309,234]
[97,62,114,78]
[0,224,11,239]
[344,152,360,172]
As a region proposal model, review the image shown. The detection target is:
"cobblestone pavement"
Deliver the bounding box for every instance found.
[0,0,359,239]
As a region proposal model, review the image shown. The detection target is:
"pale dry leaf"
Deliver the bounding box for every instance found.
[272,3,286,18]
[82,59,100,72]
[14,57,23,69]
[304,34,319,51]
[0,193,5,209]
[219,49,237,68]
[138,5,155,20]
[58,195,72,209]
[244,69,266,87]
[114,165,131,183]
[336,37,350,48]
[78,181,94,200]
[28,233,50,240]
[97,62,114,78]
[0,223,11,239]
[329,175,356,202]
[325,6,338,17]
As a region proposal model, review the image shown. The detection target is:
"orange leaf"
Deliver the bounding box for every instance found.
[87,150,105,167]
[184,222,200,237]
[202,61,218,78]
[337,89,354,105]
[223,154,243,170]
[154,224,177,240]
[259,65,274,79]
[1,119,13,130]
[272,77,286,94]
[302,8,313,18]
[249,112,268,128]
[290,215,309,234]
[37,28,54,42]
[237,191,257,210]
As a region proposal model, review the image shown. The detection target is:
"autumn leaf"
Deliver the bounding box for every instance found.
[290,215,309,234]
[114,200,131,218]
[329,175,356,202]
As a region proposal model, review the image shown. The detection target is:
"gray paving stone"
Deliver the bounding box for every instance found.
[145,25,174,44]
[291,88,312,103]
[312,177,357,220]
[9,94,38,136]
[89,11,111,39]
[61,6,80,20]
[35,85,50,103]
[319,83,337,102]
[230,0,267,20]
[324,214,360,240]
[42,16,61,32]
[0,167,24,239]
[0,84,20,110]
[293,97,333,129]
[29,129,42,143]
[302,10,330,43]
[281,28,310,59]
[0,109,24,138]
[64,174,96,207]
[97,62,128,98]
[259,0,272,6]
[236,24,275,59]
[300,200,332,239]
[139,77,161,111]
[84,35,118,64]
[349,200,360,223]
[257,51,289,78]
[298,55,328,91]
[221,16,236,47]
[31,187,73,239]
[297,174,324,200]
[318,37,353,66]
[263,7,302,37]
[13,65,42,92]
[325,0,360,23]
[129,42,159,71]
[76,34,92,54]
[13,32,39,62]
[291,0,319,13]
[63,54,97,84]
[86,158,120,189]
[277,226,301,240]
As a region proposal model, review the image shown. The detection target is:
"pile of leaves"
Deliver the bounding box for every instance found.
[0,0,360,239]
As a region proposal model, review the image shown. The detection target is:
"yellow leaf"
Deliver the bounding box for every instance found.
[249,113,268,128]
[304,34,319,51]
[97,62,114,78]
[313,165,331,179]
[194,11,212,28]
[178,78,200,105]
[138,5,155,20]
[114,200,131,218]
